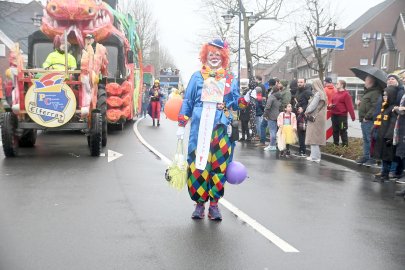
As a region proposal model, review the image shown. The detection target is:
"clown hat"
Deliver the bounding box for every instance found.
[209,39,225,49]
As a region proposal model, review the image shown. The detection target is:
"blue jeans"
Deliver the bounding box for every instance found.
[268,120,278,146]
[361,121,373,159]
[260,119,268,143]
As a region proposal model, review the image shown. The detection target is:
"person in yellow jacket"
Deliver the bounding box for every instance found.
[42,35,77,71]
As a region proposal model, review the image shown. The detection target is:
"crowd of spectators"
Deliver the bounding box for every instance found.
[238,73,405,198]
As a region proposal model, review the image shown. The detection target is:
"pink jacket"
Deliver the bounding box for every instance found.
[277,112,297,129]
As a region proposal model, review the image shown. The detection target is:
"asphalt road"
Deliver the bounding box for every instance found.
[0,116,404,270]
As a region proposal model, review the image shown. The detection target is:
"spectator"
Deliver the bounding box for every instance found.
[246,79,259,142]
[289,79,298,107]
[256,78,277,147]
[324,77,337,106]
[141,83,149,117]
[296,106,307,157]
[239,88,251,141]
[149,80,163,126]
[372,86,399,182]
[263,88,282,151]
[373,74,404,179]
[295,78,313,112]
[330,79,356,146]
[355,75,383,165]
[279,80,292,113]
[255,75,267,99]
[305,79,327,163]
[255,87,264,140]
[277,104,297,157]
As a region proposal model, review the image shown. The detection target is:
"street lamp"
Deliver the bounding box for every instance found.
[221,9,257,89]
[362,31,381,66]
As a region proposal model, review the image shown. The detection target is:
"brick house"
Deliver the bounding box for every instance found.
[373,12,405,74]
[263,0,405,100]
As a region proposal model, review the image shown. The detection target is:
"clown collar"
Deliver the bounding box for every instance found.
[201,65,227,81]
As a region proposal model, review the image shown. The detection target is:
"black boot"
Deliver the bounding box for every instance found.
[157,120,160,126]
[153,119,155,126]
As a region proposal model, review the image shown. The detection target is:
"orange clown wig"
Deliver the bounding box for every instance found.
[199,39,230,69]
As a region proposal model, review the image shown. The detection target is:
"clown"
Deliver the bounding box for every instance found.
[176,39,242,220]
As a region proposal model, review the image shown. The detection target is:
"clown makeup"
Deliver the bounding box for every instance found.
[207,50,222,69]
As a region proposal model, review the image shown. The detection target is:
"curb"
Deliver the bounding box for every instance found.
[289,145,380,174]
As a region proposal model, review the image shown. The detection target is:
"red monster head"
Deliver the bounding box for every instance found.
[41,0,114,47]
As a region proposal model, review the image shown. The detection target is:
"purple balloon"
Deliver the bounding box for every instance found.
[226,161,247,184]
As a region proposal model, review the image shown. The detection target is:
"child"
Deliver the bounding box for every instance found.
[296,106,307,157]
[277,104,297,157]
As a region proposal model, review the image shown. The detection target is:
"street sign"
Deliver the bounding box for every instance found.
[315,36,345,50]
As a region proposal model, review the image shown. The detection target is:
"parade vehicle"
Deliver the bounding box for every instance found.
[40,0,143,127]
[2,0,143,157]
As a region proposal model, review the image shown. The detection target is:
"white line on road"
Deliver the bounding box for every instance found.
[133,118,299,253]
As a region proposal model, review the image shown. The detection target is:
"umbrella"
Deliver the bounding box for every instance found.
[350,66,388,88]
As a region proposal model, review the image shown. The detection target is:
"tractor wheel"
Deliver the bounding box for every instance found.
[18,129,37,147]
[97,84,107,147]
[89,112,102,156]
[1,112,18,157]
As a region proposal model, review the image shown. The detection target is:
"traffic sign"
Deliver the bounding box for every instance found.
[315,36,345,50]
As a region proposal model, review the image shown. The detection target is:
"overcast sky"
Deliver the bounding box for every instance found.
[148,0,386,85]
[17,0,386,84]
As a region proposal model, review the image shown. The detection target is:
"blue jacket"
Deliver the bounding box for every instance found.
[180,71,240,159]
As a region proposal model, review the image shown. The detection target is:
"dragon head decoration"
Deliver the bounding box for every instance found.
[41,0,114,47]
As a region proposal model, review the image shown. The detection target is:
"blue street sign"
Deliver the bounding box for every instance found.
[315,36,345,50]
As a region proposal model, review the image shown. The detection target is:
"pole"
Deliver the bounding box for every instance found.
[372,31,378,66]
[237,0,242,89]
[64,30,68,77]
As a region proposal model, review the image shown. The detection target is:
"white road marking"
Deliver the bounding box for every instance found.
[133,118,299,253]
[107,149,123,162]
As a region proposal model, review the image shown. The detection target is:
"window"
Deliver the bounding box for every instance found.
[362,33,371,40]
[328,60,332,72]
[381,53,388,69]
[32,43,53,68]
[287,61,291,70]
[0,44,5,57]
[312,63,318,75]
[398,52,401,68]
[373,32,382,40]
[360,58,368,65]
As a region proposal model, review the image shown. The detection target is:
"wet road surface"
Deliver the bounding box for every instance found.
[0,116,404,270]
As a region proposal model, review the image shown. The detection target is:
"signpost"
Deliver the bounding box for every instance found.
[315,36,345,50]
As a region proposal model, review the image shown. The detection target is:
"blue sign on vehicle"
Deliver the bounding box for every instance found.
[315,36,345,50]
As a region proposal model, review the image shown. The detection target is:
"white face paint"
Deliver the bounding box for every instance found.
[207,51,222,69]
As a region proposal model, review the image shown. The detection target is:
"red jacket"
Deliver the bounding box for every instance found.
[331,90,355,120]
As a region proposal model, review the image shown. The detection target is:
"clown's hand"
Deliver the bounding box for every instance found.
[176,126,185,139]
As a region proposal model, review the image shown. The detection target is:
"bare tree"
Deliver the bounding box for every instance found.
[202,0,284,78]
[118,0,157,62]
[293,0,336,80]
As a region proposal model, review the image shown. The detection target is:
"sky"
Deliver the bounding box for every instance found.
[148,0,386,85]
[16,0,386,85]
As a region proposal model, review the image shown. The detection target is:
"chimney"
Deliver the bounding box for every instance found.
[286,46,290,55]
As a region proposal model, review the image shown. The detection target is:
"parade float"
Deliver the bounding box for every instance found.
[2,0,143,157]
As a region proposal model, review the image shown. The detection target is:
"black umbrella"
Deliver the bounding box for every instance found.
[350,66,388,88]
